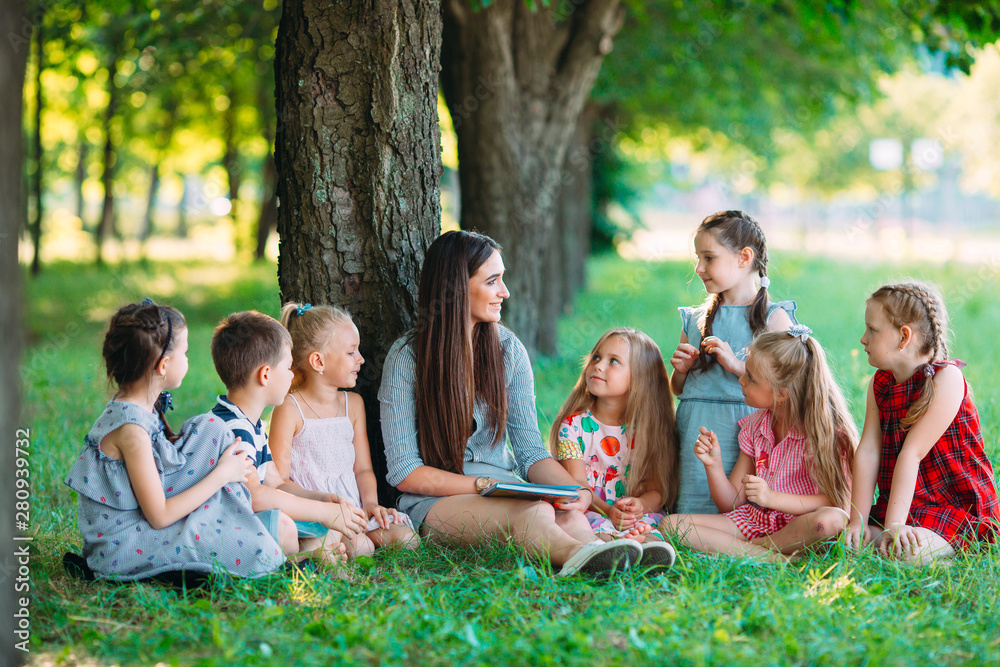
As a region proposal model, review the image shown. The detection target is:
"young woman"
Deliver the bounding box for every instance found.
[379,230,642,576]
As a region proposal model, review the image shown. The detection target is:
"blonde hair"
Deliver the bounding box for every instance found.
[547,328,678,509]
[279,303,356,385]
[749,331,858,510]
[868,281,950,429]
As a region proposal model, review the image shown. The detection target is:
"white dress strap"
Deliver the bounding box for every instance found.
[343,391,350,419]
[289,394,306,421]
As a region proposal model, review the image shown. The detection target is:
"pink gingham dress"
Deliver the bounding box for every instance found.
[725,409,818,539]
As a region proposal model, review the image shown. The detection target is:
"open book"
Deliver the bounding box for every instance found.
[481,482,580,504]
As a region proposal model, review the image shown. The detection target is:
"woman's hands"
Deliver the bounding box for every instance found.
[554,487,593,513]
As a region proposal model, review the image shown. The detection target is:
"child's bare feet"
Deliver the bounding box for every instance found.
[622,522,653,543]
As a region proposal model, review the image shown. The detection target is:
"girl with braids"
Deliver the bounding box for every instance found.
[380,231,644,576]
[846,282,1000,563]
[662,328,857,558]
[64,300,285,580]
[670,211,798,514]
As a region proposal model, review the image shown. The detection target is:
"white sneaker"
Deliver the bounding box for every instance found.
[637,540,676,574]
[556,539,642,578]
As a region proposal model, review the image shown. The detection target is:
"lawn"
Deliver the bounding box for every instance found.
[22,251,1000,665]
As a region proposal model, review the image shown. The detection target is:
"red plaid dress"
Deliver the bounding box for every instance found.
[871,361,1000,547]
[726,409,820,539]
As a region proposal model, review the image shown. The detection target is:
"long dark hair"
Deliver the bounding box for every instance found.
[414,230,508,474]
[103,300,186,439]
[690,210,771,374]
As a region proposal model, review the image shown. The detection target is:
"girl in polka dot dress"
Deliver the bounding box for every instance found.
[550,328,678,566]
[64,300,285,580]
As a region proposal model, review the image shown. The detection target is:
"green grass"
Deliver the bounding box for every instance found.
[23,252,1000,665]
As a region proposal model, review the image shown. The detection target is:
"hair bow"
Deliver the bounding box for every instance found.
[296,303,312,317]
[787,324,812,342]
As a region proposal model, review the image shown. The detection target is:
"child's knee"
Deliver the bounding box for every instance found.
[812,507,849,540]
[277,512,298,556]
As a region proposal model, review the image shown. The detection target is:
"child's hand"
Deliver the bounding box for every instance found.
[670,343,701,374]
[743,474,771,508]
[701,337,739,374]
[693,427,722,468]
[366,504,403,530]
[877,522,924,559]
[844,521,871,551]
[323,501,368,536]
[613,496,645,519]
[216,442,256,484]
[605,504,637,531]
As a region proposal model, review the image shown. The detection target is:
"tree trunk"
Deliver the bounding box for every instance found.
[275,0,443,504]
[29,13,42,275]
[74,142,88,221]
[223,86,241,239]
[441,0,623,357]
[176,174,190,238]
[537,103,597,355]
[0,0,28,663]
[255,151,277,260]
[95,52,118,265]
[139,162,159,242]
[255,77,277,261]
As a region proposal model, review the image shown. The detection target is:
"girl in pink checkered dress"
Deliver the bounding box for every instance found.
[661,327,858,559]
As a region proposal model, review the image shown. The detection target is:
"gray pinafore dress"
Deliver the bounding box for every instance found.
[64,401,285,580]
[674,301,798,514]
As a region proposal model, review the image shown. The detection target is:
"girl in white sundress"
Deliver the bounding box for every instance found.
[269,303,418,557]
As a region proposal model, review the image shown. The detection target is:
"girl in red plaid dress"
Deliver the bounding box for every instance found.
[662,328,858,558]
[846,282,1000,564]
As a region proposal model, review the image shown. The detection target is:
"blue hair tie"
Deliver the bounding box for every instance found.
[296,303,312,317]
[787,324,813,343]
[141,298,156,306]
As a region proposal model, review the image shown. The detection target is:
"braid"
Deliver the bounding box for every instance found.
[689,210,773,372]
[869,281,950,428]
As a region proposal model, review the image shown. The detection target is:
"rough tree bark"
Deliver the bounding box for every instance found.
[537,103,597,354]
[441,0,623,357]
[275,0,442,502]
[1,0,28,663]
[254,77,277,261]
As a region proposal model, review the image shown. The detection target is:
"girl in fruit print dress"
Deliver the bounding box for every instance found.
[551,328,679,565]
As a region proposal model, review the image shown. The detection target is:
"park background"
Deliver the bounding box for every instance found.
[4,1,1000,664]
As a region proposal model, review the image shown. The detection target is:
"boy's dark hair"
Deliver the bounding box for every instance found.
[211,311,292,390]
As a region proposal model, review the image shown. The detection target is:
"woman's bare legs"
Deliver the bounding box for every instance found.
[423,495,596,566]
